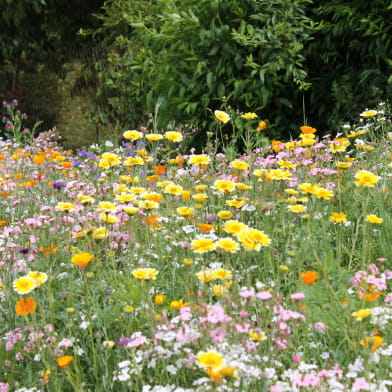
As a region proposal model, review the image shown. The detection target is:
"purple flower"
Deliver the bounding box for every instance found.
[18,247,30,254]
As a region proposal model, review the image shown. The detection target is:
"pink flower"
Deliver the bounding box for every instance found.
[179,306,192,322]
[368,263,379,275]
[317,370,331,378]
[256,291,272,300]
[0,382,10,392]
[295,374,320,387]
[235,323,250,333]
[270,385,283,392]
[290,292,305,300]
[353,378,368,391]
[240,289,255,299]
[58,338,73,348]
[210,327,226,343]
[126,335,146,347]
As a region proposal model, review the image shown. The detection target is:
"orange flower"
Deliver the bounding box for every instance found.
[271,140,284,152]
[360,336,384,351]
[57,355,73,367]
[15,297,37,316]
[146,215,162,227]
[300,125,317,134]
[152,165,166,176]
[258,121,267,131]
[363,292,382,302]
[60,161,72,169]
[300,271,319,286]
[198,223,215,233]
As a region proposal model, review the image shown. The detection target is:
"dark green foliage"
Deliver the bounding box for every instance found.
[94,0,315,137]
[303,0,392,131]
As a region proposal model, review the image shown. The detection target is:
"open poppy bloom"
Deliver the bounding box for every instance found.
[300,271,319,286]
[15,297,37,316]
[57,355,74,367]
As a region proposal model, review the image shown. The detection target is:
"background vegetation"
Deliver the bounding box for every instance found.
[0,0,391,148]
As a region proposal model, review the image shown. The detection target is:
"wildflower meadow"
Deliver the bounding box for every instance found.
[0,100,392,392]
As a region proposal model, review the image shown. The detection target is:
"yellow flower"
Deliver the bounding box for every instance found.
[100,214,118,224]
[249,329,266,341]
[236,183,252,191]
[355,170,379,187]
[212,284,227,296]
[216,238,240,253]
[129,187,146,194]
[192,193,209,202]
[176,206,194,217]
[123,206,139,215]
[26,271,48,286]
[287,205,307,213]
[13,277,37,294]
[92,227,109,240]
[71,252,94,268]
[77,195,95,204]
[55,202,76,212]
[164,131,183,142]
[145,133,164,141]
[313,187,334,200]
[98,201,117,213]
[191,237,216,253]
[196,351,224,370]
[217,210,233,220]
[330,212,348,223]
[195,184,208,191]
[132,268,159,280]
[183,258,193,266]
[116,194,136,203]
[336,161,352,169]
[124,156,144,166]
[277,160,296,169]
[279,265,289,272]
[123,130,143,141]
[123,305,134,313]
[138,200,159,210]
[241,112,258,120]
[284,189,298,196]
[230,160,249,171]
[164,184,183,195]
[360,110,378,118]
[213,269,232,279]
[298,183,317,194]
[226,199,246,208]
[352,309,372,321]
[154,294,166,305]
[188,154,211,166]
[196,270,216,283]
[213,179,236,193]
[366,214,383,224]
[238,228,271,250]
[224,220,248,235]
[214,110,230,124]
[99,153,121,167]
[169,298,189,310]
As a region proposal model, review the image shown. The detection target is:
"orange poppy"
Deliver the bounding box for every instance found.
[198,223,215,233]
[146,215,162,227]
[363,292,382,302]
[57,355,73,367]
[300,125,317,134]
[15,297,37,316]
[300,271,319,286]
[152,165,166,176]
